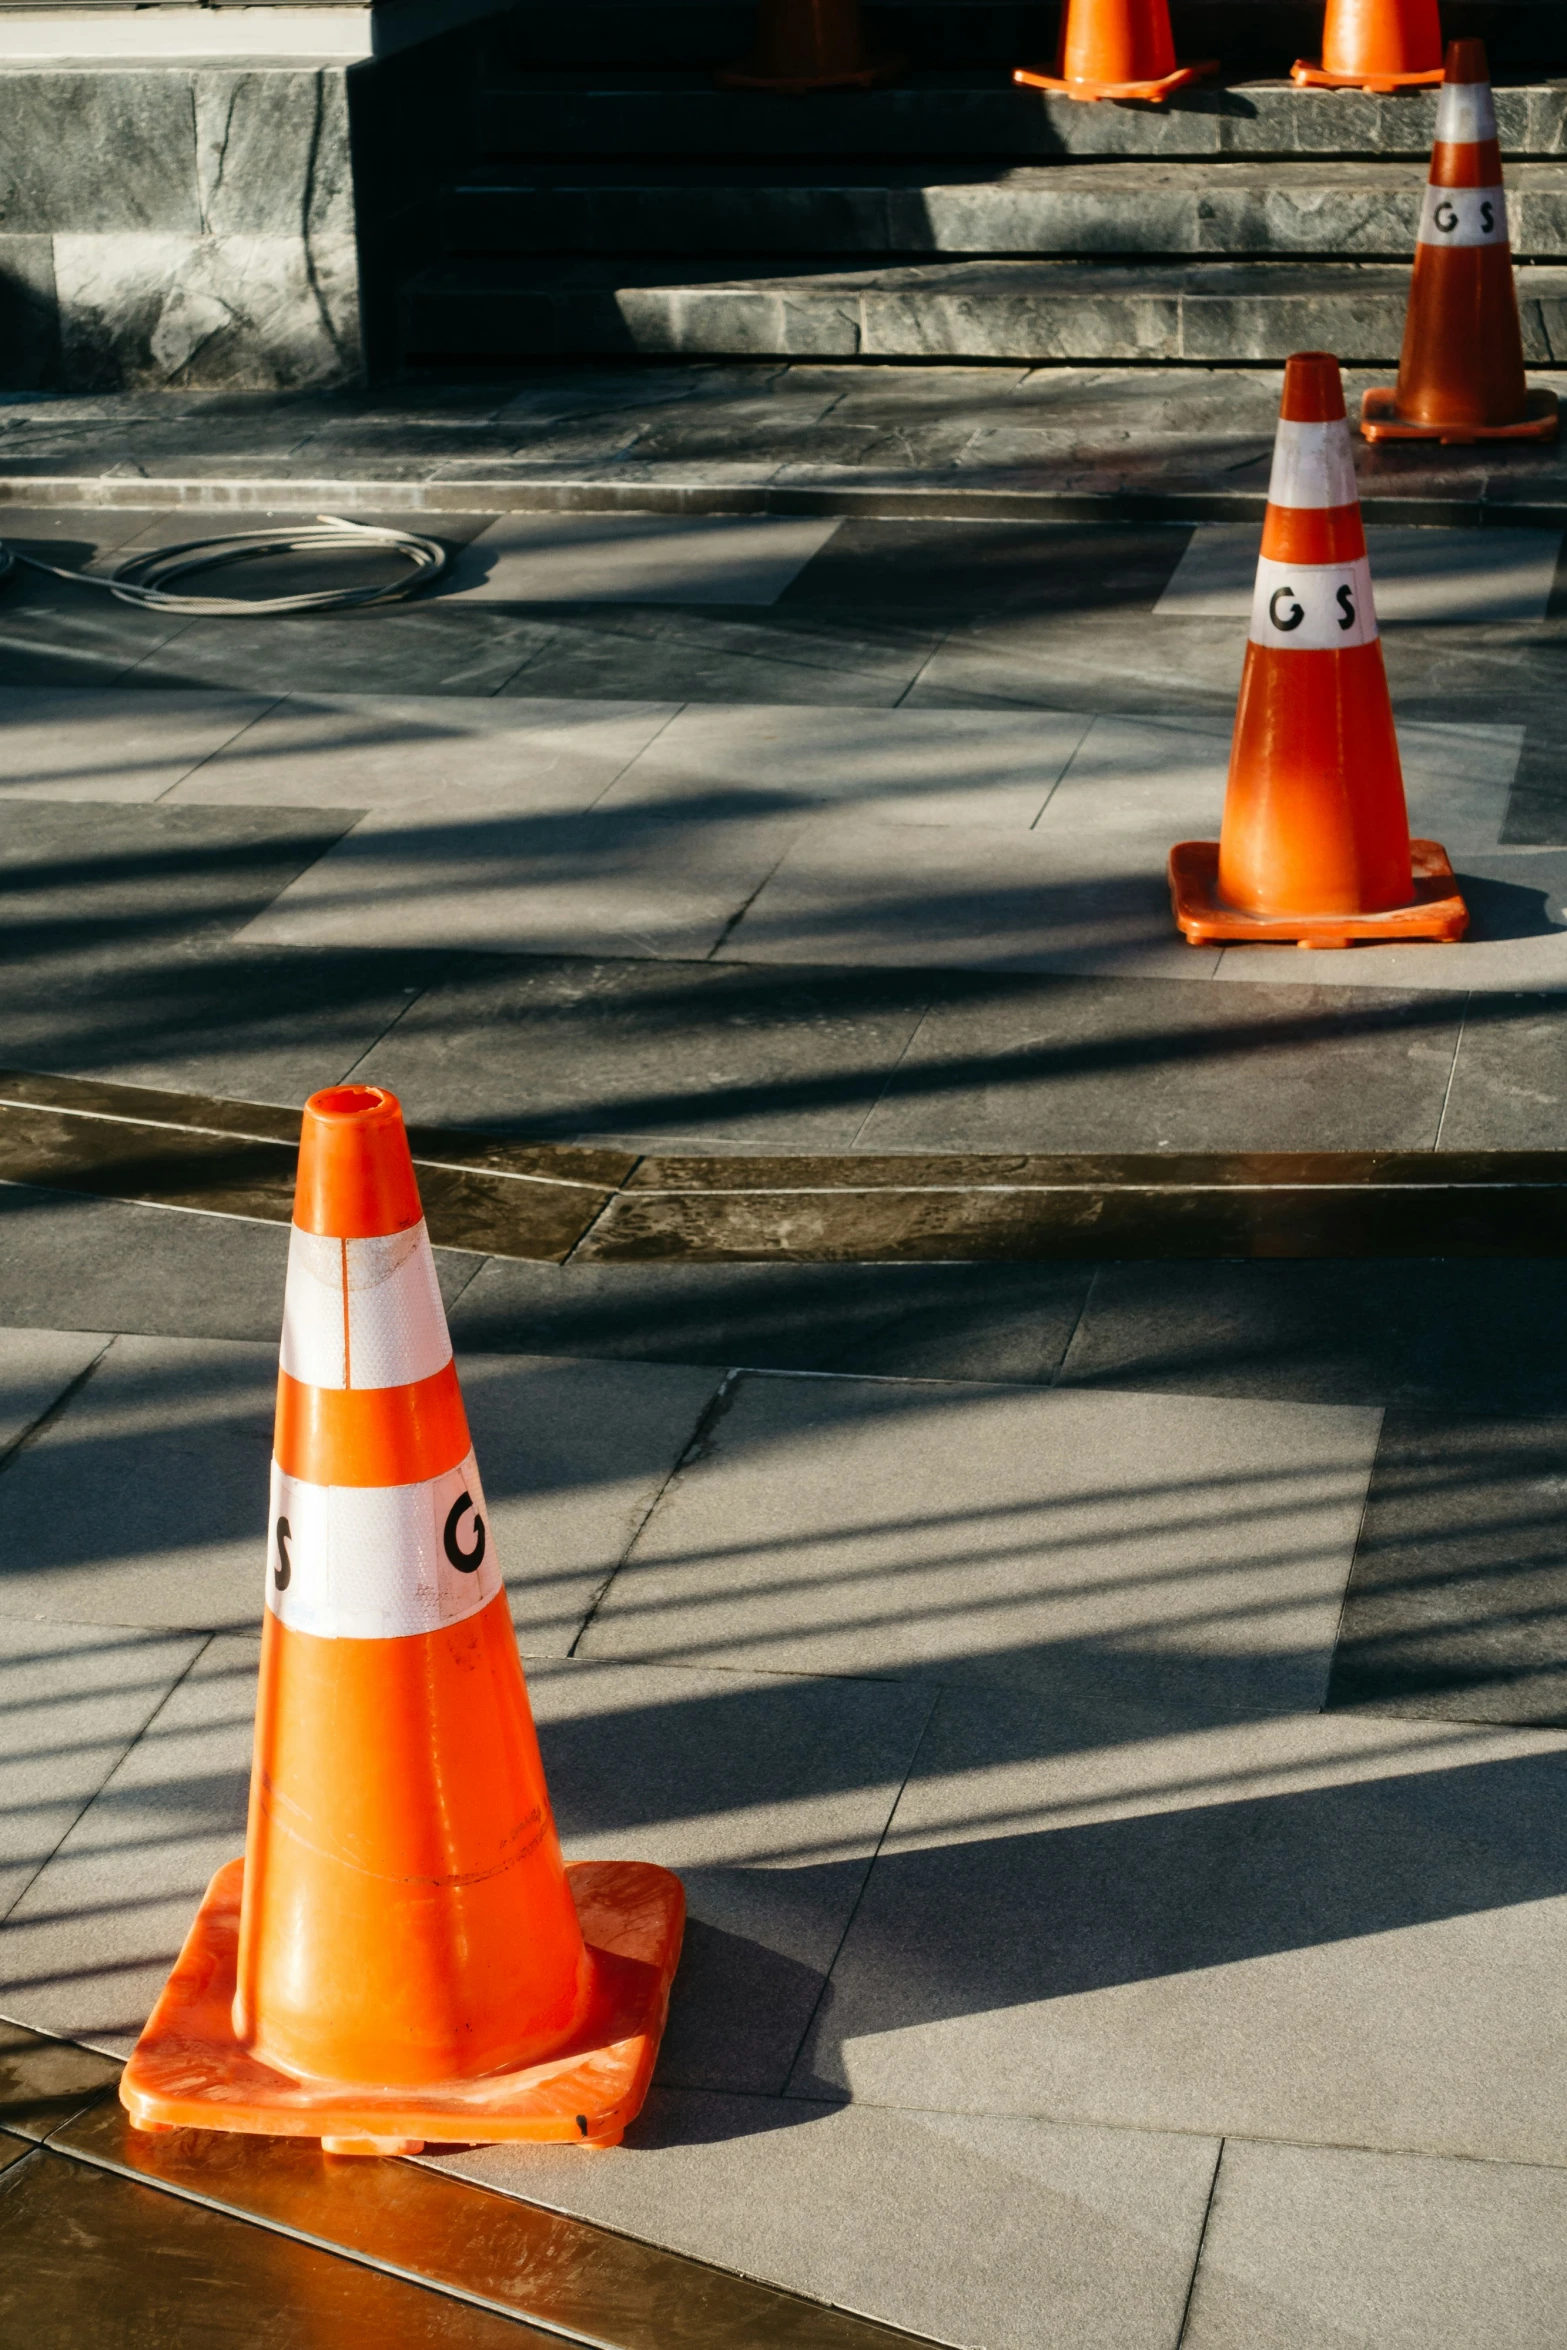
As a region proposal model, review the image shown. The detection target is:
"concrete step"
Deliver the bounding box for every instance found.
[483,0,1565,76]
[444,159,1567,261]
[474,73,1567,165]
[397,254,1567,365]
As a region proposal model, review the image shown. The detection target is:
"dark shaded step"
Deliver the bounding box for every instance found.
[443,158,1567,262]
[474,73,1567,165]
[483,0,1567,77]
[397,253,1567,366]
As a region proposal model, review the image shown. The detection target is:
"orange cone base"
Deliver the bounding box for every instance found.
[119,1857,685,2156]
[1013,58,1215,101]
[1360,385,1560,445]
[1169,838,1468,948]
[1289,59,1444,90]
[717,51,904,90]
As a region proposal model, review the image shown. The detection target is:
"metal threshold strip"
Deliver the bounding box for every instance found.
[0,1069,1562,1260]
[0,2023,924,2349]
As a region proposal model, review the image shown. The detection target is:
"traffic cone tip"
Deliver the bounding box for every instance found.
[1280,352,1347,424]
[1443,36,1489,83]
[296,1082,422,1240]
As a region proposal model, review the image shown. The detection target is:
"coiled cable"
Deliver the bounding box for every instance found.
[0,515,448,615]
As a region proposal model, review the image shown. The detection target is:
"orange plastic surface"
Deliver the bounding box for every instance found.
[1170,838,1468,947]
[1290,0,1442,87]
[273,1360,472,1485]
[1014,0,1213,102]
[1219,640,1414,920]
[236,1596,595,2088]
[1361,385,1559,444]
[1012,59,1212,99]
[120,1855,685,2151]
[295,1084,423,1240]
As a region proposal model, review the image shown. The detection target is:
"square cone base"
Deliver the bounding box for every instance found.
[1012,59,1215,100]
[1361,385,1559,445]
[1169,838,1469,948]
[716,52,904,89]
[119,1856,685,2155]
[1290,60,1444,88]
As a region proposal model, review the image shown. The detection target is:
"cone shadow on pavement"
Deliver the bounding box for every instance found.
[118,1082,684,2156]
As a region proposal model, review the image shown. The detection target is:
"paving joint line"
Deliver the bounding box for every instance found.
[1173,2140,1225,2350]
[565,1365,741,1658]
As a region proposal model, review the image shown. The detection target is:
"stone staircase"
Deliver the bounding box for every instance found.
[396,0,1567,369]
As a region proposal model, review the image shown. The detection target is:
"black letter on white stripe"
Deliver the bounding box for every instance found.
[1269,586,1305,633]
[274,1517,292,1591]
[1336,583,1357,631]
[444,1491,486,1573]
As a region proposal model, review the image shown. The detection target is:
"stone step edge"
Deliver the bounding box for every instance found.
[3,474,1565,529]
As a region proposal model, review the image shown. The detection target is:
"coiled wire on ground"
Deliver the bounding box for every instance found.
[0,515,448,614]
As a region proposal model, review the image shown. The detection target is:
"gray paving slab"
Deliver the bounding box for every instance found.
[717,815,1224,977]
[164,694,680,812]
[0,1334,278,1633]
[238,806,808,960]
[438,513,842,604]
[906,611,1246,721]
[492,604,943,707]
[1326,1411,1567,1730]
[0,687,274,803]
[0,1630,253,2050]
[122,605,563,698]
[776,517,1192,616]
[0,1325,109,1456]
[458,1354,722,1653]
[0,800,355,994]
[0,1616,205,1920]
[1158,526,1564,626]
[1057,1260,1567,1411]
[578,1372,1381,1725]
[790,1696,1567,2164]
[0,944,454,1108]
[857,973,1463,1153]
[1439,989,1567,1149]
[528,1655,932,2093]
[593,702,1092,827]
[439,2090,1218,2350]
[1183,2136,1567,2350]
[0,1186,292,1342]
[449,1259,1097,1386]
[352,953,943,1149]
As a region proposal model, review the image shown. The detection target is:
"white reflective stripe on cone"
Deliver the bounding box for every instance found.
[279,1219,451,1392]
[1418,184,1509,248]
[267,1450,500,1639]
[1435,80,1498,145]
[1248,556,1379,651]
[1265,419,1360,513]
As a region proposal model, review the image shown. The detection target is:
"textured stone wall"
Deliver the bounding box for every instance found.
[0,65,364,389]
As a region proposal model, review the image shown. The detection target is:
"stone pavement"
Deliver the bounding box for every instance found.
[1,395,1566,2346]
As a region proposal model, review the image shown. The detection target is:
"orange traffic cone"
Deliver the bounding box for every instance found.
[120,1084,683,2154]
[1292,0,1443,90]
[1362,40,1559,444]
[1015,0,1215,102]
[718,0,903,91]
[1168,352,1468,950]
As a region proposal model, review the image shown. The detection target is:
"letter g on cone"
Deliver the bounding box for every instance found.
[120,1083,684,2156]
